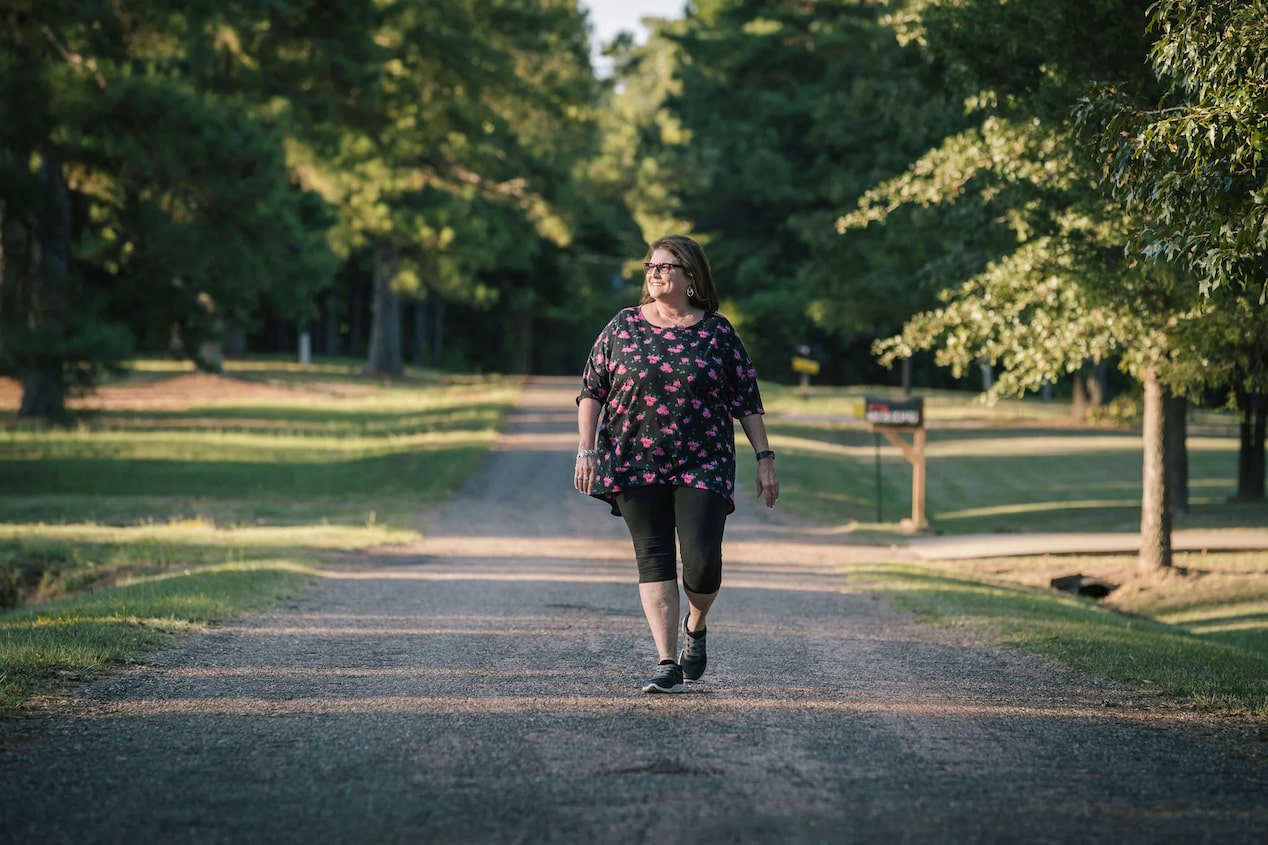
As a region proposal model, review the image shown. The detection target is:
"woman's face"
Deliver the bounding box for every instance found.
[644,247,690,303]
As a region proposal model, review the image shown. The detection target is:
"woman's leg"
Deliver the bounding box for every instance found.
[675,486,729,631]
[638,580,680,662]
[615,486,681,662]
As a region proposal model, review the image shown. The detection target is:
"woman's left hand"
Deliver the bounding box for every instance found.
[756,462,779,509]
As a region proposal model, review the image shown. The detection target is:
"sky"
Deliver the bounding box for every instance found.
[580,0,686,71]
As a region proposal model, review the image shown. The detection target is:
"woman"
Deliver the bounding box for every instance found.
[575,234,779,694]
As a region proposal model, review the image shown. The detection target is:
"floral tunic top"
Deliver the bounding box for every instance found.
[578,306,765,515]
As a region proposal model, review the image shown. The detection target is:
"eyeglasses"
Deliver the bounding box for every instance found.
[643,262,686,275]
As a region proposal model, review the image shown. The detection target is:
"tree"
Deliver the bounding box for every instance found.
[838,0,1226,570]
[0,1,357,416]
[1079,0,1268,499]
[620,0,965,381]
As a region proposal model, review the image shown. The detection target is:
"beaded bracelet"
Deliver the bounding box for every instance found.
[577,449,598,459]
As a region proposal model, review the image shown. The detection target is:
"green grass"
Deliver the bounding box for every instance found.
[0,560,314,708]
[0,360,519,709]
[761,382,1263,535]
[846,558,1268,717]
[0,361,518,528]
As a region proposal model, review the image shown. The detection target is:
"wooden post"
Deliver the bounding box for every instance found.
[874,425,928,533]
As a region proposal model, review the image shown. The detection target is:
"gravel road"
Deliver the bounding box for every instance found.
[2,377,1266,844]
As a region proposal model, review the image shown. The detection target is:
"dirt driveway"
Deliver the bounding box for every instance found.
[1,378,1265,844]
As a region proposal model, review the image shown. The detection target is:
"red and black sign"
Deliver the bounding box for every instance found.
[864,396,924,427]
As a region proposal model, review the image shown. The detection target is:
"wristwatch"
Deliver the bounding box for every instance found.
[755,450,775,461]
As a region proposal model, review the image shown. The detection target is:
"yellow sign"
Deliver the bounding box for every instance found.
[791,356,820,375]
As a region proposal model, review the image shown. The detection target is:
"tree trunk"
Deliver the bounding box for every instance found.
[901,357,912,396]
[1071,362,1105,424]
[1138,369,1172,572]
[19,149,71,419]
[511,306,533,375]
[1237,390,1266,500]
[431,294,446,364]
[349,276,365,357]
[1166,394,1189,515]
[412,298,428,366]
[1072,371,1088,423]
[366,237,403,376]
[1088,362,1107,409]
[322,293,340,356]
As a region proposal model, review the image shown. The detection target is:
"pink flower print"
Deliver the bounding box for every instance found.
[660,363,673,373]
[643,472,657,483]
[708,369,717,379]
[702,408,713,418]
[669,345,684,354]
[647,355,660,364]
[617,364,627,374]
[660,426,674,435]
[682,473,695,485]
[687,441,699,451]
[604,476,614,485]
[653,447,665,456]
[617,331,630,339]
[640,436,654,449]
[656,404,670,416]
[644,395,657,406]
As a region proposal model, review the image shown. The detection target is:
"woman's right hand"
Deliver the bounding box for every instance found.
[574,453,597,494]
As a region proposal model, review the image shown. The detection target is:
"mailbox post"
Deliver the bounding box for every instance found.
[791,346,820,398]
[863,396,928,532]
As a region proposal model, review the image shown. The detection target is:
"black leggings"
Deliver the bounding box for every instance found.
[614,485,729,594]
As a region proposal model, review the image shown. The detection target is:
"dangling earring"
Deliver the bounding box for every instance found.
[686,286,696,300]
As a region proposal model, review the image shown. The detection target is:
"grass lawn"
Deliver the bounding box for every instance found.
[0,360,518,708]
[762,382,1263,536]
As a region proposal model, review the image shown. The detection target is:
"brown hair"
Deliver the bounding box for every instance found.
[640,234,719,312]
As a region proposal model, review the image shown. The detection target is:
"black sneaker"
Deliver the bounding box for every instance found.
[641,660,685,693]
[679,615,707,681]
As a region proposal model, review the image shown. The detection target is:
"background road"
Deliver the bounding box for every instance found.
[1,378,1265,843]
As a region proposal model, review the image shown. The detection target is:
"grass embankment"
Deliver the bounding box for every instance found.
[763,383,1268,720]
[0,360,518,708]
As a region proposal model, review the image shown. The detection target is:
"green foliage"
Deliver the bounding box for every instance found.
[1080,0,1268,303]
[612,1,965,381]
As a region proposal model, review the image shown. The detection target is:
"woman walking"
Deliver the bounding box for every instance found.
[575,234,779,693]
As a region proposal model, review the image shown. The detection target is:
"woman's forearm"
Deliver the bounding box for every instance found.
[739,413,770,455]
[578,397,602,450]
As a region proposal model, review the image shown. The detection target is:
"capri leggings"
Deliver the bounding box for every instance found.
[613,485,730,595]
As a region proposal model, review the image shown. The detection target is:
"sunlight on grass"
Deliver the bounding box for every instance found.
[939,499,1141,519]
[0,521,417,549]
[0,560,315,708]
[846,561,1268,717]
